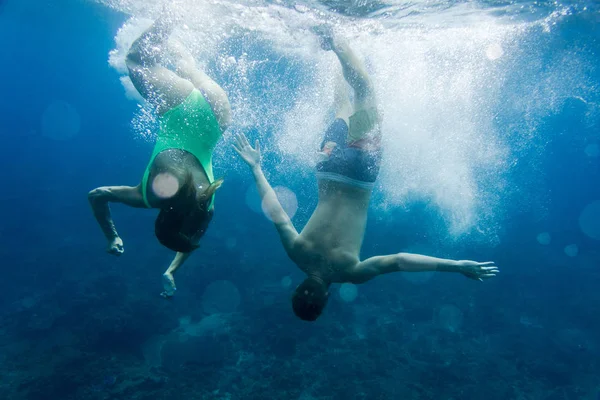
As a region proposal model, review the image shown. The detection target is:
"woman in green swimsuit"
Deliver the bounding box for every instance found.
[88,17,231,298]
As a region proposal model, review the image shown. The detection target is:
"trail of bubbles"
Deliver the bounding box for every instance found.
[97,0,594,240]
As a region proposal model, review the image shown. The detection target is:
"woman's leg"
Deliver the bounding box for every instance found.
[126,19,195,114]
[169,40,232,130]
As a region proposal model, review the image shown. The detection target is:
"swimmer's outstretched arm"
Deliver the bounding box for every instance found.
[349,253,499,284]
[232,133,299,254]
[88,185,145,256]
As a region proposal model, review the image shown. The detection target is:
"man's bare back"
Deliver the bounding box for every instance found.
[291,180,371,283]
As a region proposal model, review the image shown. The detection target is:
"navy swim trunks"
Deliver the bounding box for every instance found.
[315,118,382,190]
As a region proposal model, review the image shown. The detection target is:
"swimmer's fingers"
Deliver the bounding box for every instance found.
[255,139,260,154]
[478,261,496,267]
[477,266,499,281]
[233,133,244,149]
[240,132,250,147]
[481,266,499,273]
[232,135,244,157]
[236,132,254,150]
[232,144,242,156]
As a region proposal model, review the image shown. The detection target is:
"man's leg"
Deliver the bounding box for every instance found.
[333,73,353,125]
[317,28,375,111]
[315,27,380,142]
[126,18,194,113]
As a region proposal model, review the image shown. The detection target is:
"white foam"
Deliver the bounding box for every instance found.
[120,76,146,103]
[564,244,579,258]
[579,201,600,240]
[536,232,551,245]
[202,280,241,314]
[41,101,81,140]
[485,43,504,60]
[98,0,588,242]
[339,283,358,303]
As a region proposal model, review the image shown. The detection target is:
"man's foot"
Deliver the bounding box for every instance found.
[107,236,124,256]
[311,24,335,51]
[160,272,177,298]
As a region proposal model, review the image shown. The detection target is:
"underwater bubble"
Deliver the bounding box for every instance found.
[439,304,463,333]
[262,186,298,221]
[225,237,237,250]
[485,43,504,60]
[151,173,179,199]
[294,4,309,13]
[579,201,600,240]
[281,276,292,288]
[182,314,229,337]
[536,232,551,245]
[564,244,579,258]
[202,280,241,314]
[339,283,358,303]
[585,144,599,157]
[41,101,81,140]
[245,185,262,213]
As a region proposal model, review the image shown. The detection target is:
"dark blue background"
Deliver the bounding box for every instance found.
[1,0,599,399]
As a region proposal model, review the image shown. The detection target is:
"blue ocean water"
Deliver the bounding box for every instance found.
[0,0,599,399]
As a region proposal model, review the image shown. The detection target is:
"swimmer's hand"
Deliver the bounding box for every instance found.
[233,133,261,169]
[107,236,124,256]
[456,260,499,281]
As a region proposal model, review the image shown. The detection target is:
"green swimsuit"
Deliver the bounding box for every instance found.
[141,89,222,208]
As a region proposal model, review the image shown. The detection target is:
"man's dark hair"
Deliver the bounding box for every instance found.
[291,277,330,321]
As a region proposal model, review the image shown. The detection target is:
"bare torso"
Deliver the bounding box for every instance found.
[290,179,372,283]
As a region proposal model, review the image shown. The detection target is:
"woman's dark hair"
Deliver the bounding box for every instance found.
[154,172,222,253]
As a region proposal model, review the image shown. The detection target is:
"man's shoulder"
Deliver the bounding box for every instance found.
[289,235,312,258]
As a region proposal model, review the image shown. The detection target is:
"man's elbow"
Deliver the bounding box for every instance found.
[88,187,110,204]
